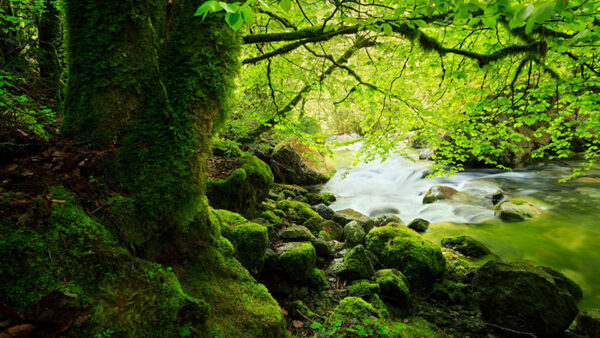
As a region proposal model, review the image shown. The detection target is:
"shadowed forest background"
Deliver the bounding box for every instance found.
[1,0,600,337]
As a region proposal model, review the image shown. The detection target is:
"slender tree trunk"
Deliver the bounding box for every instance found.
[61,0,240,258]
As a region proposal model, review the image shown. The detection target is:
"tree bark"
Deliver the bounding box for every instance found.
[61,0,240,257]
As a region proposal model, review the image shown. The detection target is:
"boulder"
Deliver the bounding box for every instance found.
[276,199,320,223]
[320,192,336,205]
[312,203,335,220]
[373,214,402,227]
[344,221,366,248]
[430,280,468,304]
[422,185,458,204]
[441,236,491,258]
[329,297,379,323]
[366,225,445,288]
[229,222,269,276]
[278,225,315,241]
[472,261,579,337]
[538,266,583,300]
[577,309,600,338]
[494,200,542,221]
[407,218,430,233]
[333,208,374,232]
[211,138,242,158]
[207,156,274,216]
[303,215,325,232]
[270,140,334,185]
[374,269,410,307]
[321,220,344,241]
[277,242,316,283]
[308,268,328,290]
[311,238,333,258]
[337,245,375,281]
[348,280,380,298]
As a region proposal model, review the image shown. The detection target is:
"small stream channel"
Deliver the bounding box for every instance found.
[323,141,600,309]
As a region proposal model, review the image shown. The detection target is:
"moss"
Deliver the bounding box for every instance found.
[278,242,316,283]
[337,245,375,282]
[217,236,234,257]
[305,192,322,205]
[211,138,242,157]
[260,210,283,227]
[319,192,336,205]
[382,235,446,288]
[207,155,274,216]
[230,222,268,276]
[441,248,473,283]
[365,223,414,254]
[289,300,315,319]
[374,269,410,307]
[303,214,325,232]
[329,297,379,323]
[344,221,366,248]
[276,199,319,223]
[318,230,332,241]
[348,280,380,298]
[441,236,491,258]
[213,209,247,239]
[308,268,328,290]
[0,186,210,336]
[322,220,343,241]
[180,247,287,338]
[430,280,469,304]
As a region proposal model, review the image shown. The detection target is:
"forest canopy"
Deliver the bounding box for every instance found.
[197,0,600,175]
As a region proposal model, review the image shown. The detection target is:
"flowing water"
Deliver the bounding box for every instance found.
[324,142,600,309]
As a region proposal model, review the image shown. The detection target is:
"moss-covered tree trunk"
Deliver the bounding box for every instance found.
[61,0,239,258]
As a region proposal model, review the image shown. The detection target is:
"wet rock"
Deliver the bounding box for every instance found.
[326,258,344,275]
[422,185,458,204]
[538,266,583,300]
[312,203,335,220]
[320,192,336,205]
[343,221,366,248]
[419,148,435,161]
[374,269,410,307]
[373,213,402,227]
[407,218,430,233]
[441,236,491,258]
[305,192,323,205]
[430,279,468,305]
[472,261,579,337]
[321,220,344,241]
[337,245,375,282]
[333,208,374,233]
[278,226,315,241]
[487,190,505,205]
[270,141,334,185]
[576,309,600,338]
[311,238,333,258]
[494,199,542,221]
[276,199,319,223]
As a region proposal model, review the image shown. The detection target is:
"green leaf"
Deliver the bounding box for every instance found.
[481,15,497,29]
[241,6,254,25]
[534,4,555,23]
[517,4,534,21]
[194,1,220,17]
[509,17,525,29]
[219,1,239,13]
[414,19,427,28]
[525,15,535,34]
[279,0,291,12]
[382,23,393,35]
[226,12,241,28]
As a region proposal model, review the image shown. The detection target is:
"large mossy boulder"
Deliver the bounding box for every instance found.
[206,156,274,216]
[366,224,445,288]
[407,218,430,233]
[270,140,334,185]
[278,225,315,241]
[277,242,316,283]
[343,220,366,248]
[441,236,491,258]
[333,209,373,231]
[494,199,542,221]
[337,245,375,282]
[329,297,379,322]
[471,261,579,337]
[374,269,410,307]
[321,220,344,241]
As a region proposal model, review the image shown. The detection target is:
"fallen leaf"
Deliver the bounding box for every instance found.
[281,308,288,316]
[292,320,303,328]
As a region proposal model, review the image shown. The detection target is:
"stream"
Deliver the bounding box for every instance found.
[323,141,600,309]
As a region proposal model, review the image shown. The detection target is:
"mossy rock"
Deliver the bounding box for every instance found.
[305,192,323,205]
[494,199,542,221]
[311,237,333,258]
[337,245,375,282]
[211,138,242,158]
[276,199,319,223]
[422,185,458,204]
[278,225,315,241]
[366,225,445,288]
[344,220,366,248]
[230,222,268,276]
[429,280,469,305]
[441,236,491,258]
[538,266,583,301]
[576,309,600,338]
[270,140,334,185]
[308,268,328,290]
[206,155,274,216]
[303,214,325,232]
[312,203,335,220]
[277,242,316,283]
[329,297,379,323]
[373,213,402,227]
[321,220,343,241]
[441,248,474,283]
[213,209,247,239]
[407,218,430,233]
[0,186,210,336]
[472,260,579,337]
[319,192,336,206]
[333,209,374,232]
[374,269,410,307]
[348,280,380,298]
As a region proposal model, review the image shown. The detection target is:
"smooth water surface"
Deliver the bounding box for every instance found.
[324,143,600,308]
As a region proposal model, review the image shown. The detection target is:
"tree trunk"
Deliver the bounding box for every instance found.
[61,0,240,257]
